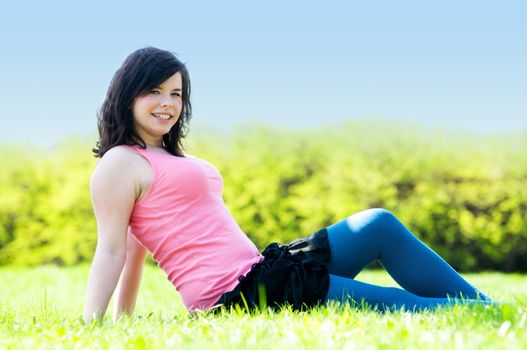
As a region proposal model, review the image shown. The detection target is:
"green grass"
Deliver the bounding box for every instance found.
[0,265,525,349]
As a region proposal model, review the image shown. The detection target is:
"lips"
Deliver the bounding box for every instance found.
[152,113,172,120]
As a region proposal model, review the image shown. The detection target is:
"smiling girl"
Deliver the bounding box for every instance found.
[82,47,494,323]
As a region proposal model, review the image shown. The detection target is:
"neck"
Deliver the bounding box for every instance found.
[143,139,164,148]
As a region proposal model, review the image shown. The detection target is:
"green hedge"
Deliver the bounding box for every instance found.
[1,119,526,271]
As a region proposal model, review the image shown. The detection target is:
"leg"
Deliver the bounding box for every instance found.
[325,208,492,300]
[325,274,493,312]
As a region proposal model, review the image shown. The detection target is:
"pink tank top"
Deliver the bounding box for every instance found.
[122,145,264,310]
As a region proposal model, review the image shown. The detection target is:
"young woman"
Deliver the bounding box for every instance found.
[82,47,494,323]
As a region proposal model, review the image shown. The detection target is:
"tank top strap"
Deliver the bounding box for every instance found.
[123,144,152,156]
[122,145,160,172]
[122,144,145,156]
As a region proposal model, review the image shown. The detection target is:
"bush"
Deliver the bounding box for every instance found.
[1,120,526,271]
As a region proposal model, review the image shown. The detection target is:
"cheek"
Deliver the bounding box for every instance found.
[133,96,157,113]
[175,101,184,116]
[174,98,183,107]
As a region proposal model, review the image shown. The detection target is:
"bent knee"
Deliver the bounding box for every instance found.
[367,208,395,219]
[345,208,400,238]
[349,208,397,225]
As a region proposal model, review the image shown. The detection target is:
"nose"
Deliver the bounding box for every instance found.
[160,96,174,108]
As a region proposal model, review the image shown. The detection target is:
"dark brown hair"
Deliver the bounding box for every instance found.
[92,47,192,158]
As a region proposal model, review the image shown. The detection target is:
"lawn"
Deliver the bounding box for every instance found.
[0,265,525,349]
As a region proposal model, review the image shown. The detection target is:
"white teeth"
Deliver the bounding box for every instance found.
[153,113,171,120]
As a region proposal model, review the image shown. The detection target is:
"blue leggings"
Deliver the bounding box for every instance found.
[323,208,494,311]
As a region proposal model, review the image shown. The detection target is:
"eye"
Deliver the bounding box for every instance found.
[149,89,160,94]
[172,92,182,97]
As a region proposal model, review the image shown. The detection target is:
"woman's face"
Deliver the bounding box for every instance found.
[131,72,183,147]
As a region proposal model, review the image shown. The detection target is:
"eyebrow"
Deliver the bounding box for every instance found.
[154,86,182,91]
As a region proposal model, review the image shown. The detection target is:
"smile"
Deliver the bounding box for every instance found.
[152,113,172,120]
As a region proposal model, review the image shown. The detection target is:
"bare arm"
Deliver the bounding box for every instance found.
[113,229,148,321]
[83,148,137,324]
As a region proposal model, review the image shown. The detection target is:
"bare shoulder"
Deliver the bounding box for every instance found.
[93,146,152,202]
[100,145,141,164]
[92,146,143,188]
[99,145,149,171]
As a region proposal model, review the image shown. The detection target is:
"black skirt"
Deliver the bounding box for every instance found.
[212,228,331,312]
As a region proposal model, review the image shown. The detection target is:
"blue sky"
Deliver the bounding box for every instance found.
[0,0,525,149]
